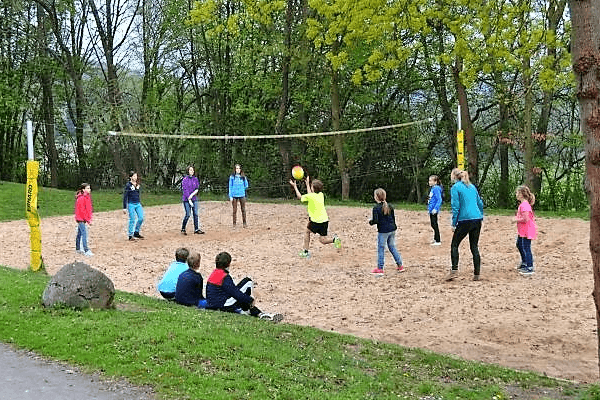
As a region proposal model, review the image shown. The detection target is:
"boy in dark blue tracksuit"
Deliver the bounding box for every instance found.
[174,252,207,308]
[206,252,282,322]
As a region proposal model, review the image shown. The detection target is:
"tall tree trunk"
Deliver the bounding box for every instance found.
[523,55,535,189]
[498,96,510,208]
[534,91,551,193]
[453,56,478,183]
[568,0,600,378]
[533,0,567,194]
[88,0,139,180]
[421,27,458,163]
[37,4,59,187]
[276,0,293,194]
[74,80,86,178]
[331,67,349,199]
[41,73,59,187]
[33,0,89,181]
[140,0,151,133]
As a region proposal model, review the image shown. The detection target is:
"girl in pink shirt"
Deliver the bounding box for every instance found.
[74,183,93,256]
[515,185,537,275]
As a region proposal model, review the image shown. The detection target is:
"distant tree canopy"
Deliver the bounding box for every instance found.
[0,0,584,210]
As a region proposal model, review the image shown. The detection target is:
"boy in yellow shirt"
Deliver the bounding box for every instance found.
[290,176,341,258]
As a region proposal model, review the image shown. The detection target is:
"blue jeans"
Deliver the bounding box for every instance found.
[516,236,533,269]
[127,202,144,236]
[182,200,199,231]
[76,222,89,252]
[377,231,403,268]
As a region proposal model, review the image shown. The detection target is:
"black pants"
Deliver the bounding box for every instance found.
[429,213,440,243]
[450,219,482,275]
[232,197,247,225]
[221,277,262,316]
[160,291,175,300]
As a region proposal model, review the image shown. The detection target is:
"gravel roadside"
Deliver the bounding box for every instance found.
[0,343,156,400]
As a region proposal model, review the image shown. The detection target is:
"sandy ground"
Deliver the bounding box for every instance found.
[0,201,596,383]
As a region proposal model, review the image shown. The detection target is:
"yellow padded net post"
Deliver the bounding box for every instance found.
[26,160,43,271]
[457,129,465,170]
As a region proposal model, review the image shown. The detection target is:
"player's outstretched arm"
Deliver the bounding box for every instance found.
[289,180,302,200]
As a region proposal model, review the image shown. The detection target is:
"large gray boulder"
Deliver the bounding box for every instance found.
[42,262,115,309]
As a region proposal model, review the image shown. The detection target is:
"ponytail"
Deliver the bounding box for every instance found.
[382,200,390,215]
[451,168,471,186]
[374,188,390,215]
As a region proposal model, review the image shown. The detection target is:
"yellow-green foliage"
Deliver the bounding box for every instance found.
[308,0,415,82]
[241,0,285,26]
[187,0,284,39]
[188,0,217,25]
[326,51,349,71]
[186,0,573,100]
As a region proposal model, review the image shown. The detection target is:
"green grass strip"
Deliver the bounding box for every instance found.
[0,267,596,399]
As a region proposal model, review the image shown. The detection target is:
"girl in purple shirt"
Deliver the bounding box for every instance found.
[181,166,204,234]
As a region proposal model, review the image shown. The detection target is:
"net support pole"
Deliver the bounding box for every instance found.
[26,120,42,272]
[457,105,465,170]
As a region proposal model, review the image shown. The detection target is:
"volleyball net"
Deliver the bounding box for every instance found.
[104,118,440,202]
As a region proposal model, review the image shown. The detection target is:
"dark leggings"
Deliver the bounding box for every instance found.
[232,197,247,225]
[430,213,440,242]
[450,219,482,275]
[221,277,262,316]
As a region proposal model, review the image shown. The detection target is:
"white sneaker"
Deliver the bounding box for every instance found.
[83,250,94,256]
[298,250,311,258]
[431,242,441,246]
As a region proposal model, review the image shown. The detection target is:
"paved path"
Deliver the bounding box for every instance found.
[0,344,155,400]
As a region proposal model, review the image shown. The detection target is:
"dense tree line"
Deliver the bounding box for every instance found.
[0,0,585,210]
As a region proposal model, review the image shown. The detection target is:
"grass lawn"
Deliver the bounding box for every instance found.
[0,181,597,399]
[0,267,596,399]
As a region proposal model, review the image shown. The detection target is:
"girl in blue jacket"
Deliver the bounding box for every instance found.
[123,171,144,240]
[427,175,443,245]
[446,168,484,281]
[228,164,249,227]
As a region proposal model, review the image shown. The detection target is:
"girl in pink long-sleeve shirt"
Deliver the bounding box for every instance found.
[515,185,537,275]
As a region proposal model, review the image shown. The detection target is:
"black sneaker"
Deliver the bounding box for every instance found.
[128,236,136,241]
[519,267,534,276]
[133,232,144,239]
[181,230,187,235]
[194,230,205,234]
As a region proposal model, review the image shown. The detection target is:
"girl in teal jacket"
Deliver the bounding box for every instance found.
[229,164,249,227]
[446,169,484,281]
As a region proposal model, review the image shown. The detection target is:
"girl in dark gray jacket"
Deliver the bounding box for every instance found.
[369,188,404,275]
